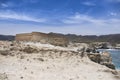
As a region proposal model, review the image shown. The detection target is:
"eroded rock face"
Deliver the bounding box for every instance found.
[87,52,115,69]
[100,52,115,69]
[16,32,69,47]
[101,52,112,63]
[101,63,115,69]
[87,53,101,63]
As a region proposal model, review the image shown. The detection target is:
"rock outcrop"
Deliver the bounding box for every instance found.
[0,41,120,80]
[87,51,115,69]
[15,32,69,46]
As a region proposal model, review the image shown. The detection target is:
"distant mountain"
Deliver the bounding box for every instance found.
[0,35,15,41]
[48,32,120,44]
[0,32,120,44]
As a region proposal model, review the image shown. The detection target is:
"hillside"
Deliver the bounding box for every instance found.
[48,33,120,44]
[0,33,120,44]
[0,35,15,41]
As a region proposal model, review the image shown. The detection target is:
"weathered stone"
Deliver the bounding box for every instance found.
[87,53,101,63]
[101,52,112,63]
[101,63,115,69]
[15,32,69,46]
[0,50,9,56]
[87,52,115,69]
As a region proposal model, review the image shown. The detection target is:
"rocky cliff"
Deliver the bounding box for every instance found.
[87,51,115,69]
[16,32,69,46]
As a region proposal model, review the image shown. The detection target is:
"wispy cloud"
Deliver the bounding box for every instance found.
[62,13,120,26]
[62,13,106,25]
[0,11,46,23]
[61,13,120,35]
[59,13,120,35]
[0,13,120,35]
[22,0,39,3]
[110,12,117,16]
[1,3,8,7]
[82,2,96,6]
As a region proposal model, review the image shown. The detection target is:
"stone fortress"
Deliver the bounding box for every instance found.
[15,32,69,46]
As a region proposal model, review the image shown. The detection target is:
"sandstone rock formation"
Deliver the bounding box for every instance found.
[15,32,69,46]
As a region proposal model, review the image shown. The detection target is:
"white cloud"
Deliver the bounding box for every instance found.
[62,13,120,25]
[82,2,96,6]
[61,13,120,35]
[62,13,106,25]
[1,3,8,7]
[0,22,120,35]
[0,12,120,35]
[0,12,46,23]
[110,12,117,16]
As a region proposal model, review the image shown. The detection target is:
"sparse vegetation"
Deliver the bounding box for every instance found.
[22,46,39,53]
[0,50,9,56]
[0,41,119,80]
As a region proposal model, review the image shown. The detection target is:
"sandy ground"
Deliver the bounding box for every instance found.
[0,41,120,80]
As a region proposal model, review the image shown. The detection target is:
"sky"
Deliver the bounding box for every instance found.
[0,0,120,35]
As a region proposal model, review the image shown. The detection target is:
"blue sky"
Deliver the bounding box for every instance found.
[0,0,120,35]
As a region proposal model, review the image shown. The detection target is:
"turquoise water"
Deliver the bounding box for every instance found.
[98,49,120,70]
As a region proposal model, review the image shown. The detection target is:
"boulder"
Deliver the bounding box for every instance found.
[101,51,112,63]
[101,63,115,70]
[87,53,101,63]
[87,52,115,69]
[0,50,9,56]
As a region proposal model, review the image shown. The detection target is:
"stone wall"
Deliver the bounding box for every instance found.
[15,32,69,46]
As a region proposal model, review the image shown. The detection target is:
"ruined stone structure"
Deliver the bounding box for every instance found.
[15,32,69,46]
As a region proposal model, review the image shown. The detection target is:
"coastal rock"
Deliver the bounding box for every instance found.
[115,44,120,49]
[101,63,115,69]
[87,51,115,69]
[101,52,112,63]
[101,52,115,69]
[87,53,101,63]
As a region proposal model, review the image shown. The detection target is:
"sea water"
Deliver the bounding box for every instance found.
[98,49,120,70]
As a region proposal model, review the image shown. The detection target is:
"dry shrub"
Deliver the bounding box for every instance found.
[22,47,39,53]
[101,63,115,70]
[114,75,120,79]
[0,50,9,56]
[0,73,8,80]
[104,69,118,75]
[36,58,44,62]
